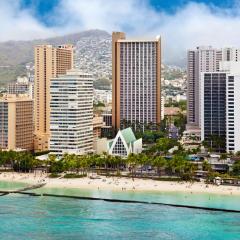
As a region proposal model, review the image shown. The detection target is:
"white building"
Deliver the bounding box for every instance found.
[8,76,34,99]
[50,69,93,155]
[181,126,201,150]
[224,62,240,153]
[200,61,240,153]
[161,96,165,120]
[187,46,240,129]
[93,138,108,154]
[108,128,142,157]
[94,89,112,104]
[187,46,222,128]
[222,48,240,61]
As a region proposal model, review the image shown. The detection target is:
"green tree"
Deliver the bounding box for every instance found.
[148,138,179,155]
[127,153,137,177]
[151,156,166,176]
[232,160,240,176]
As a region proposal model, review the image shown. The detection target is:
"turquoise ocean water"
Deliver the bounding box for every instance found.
[0,181,239,239]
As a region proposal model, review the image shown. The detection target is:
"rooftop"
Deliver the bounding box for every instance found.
[121,128,137,144]
[0,94,32,102]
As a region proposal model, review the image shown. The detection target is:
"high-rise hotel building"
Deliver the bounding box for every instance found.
[187,47,240,129]
[222,61,240,153]
[112,32,161,130]
[0,94,33,151]
[34,44,73,152]
[187,46,222,128]
[50,70,93,155]
[201,61,240,153]
[201,73,227,152]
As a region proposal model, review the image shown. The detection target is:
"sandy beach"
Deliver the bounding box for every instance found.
[0,172,240,196]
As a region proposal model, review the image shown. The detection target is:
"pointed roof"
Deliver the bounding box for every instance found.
[120,128,136,145]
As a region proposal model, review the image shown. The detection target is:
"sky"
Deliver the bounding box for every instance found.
[1,0,240,63]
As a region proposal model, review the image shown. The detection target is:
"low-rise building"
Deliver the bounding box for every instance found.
[93,116,104,139]
[108,128,142,157]
[93,138,108,154]
[0,94,33,151]
[101,110,112,138]
[181,125,201,150]
[164,107,180,116]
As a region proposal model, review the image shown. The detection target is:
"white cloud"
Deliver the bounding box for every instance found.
[1,0,240,64]
[0,0,58,41]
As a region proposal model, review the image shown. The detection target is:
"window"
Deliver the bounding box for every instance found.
[112,137,127,156]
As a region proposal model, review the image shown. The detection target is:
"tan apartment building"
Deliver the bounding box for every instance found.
[34,44,73,152]
[93,115,104,139]
[0,94,33,151]
[112,32,161,131]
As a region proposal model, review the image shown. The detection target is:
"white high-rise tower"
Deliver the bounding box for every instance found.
[50,69,93,155]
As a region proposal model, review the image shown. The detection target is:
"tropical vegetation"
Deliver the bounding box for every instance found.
[0,136,240,181]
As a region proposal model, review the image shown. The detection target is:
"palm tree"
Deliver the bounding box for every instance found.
[114,155,124,174]
[126,153,137,178]
[152,156,166,176]
[202,160,212,172]
[7,150,17,169]
[136,153,149,177]
[47,154,57,173]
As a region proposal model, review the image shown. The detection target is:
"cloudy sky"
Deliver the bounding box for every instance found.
[0,0,239,64]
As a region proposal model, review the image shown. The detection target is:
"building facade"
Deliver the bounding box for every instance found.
[101,110,112,138]
[200,61,240,153]
[49,70,93,155]
[187,46,240,129]
[224,62,240,153]
[112,32,161,131]
[201,73,226,152]
[34,44,73,152]
[8,82,34,99]
[108,128,142,157]
[222,48,240,61]
[0,94,33,151]
[187,46,222,127]
[93,116,104,139]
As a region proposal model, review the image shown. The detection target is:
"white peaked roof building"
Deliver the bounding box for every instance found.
[108,128,142,157]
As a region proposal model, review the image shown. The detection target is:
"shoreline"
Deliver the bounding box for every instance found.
[0,172,240,196]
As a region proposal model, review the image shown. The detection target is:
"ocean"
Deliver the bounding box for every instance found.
[0,181,239,239]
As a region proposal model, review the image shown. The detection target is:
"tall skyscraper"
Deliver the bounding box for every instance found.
[49,70,93,155]
[222,48,240,61]
[34,44,73,152]
[112,32,161,130]
[0,94,33,151]
[201,61,240,153]
[201,73,226,152]
[223,62,240,153]
[187,46,240,129]
[187,46,222,127]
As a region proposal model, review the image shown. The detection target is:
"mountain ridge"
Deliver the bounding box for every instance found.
[0,29,111,86]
